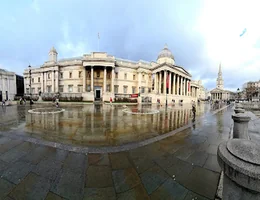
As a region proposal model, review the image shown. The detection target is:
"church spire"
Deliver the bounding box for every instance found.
[218,63,222,75]
[216,63,224,89]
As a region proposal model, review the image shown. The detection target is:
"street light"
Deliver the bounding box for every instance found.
[28,65,32,99]
[237,88,240,102]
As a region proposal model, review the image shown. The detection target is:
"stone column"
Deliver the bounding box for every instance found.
[91,66,94,92]
[138,72,141,94]
[232,113,251,139]
[154,73,157,93]
[52,70,55,93]
[173,73,176,95]
[164,70,167,94]
[55,70,59,93]
[218,139,260,199]
[83,67,86,92]
[111,67,115,94]
[169,72,172,95]
[103,66,107,93]
[180,76,183,96]
[186,79,189,96]
[177,75,179,95]
[41,72,44,93]
[44,72,47,93]
[159,71,162,94]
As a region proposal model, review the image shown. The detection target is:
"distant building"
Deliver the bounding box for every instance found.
[0,69,17,101]
[16,74,24,96]
[210,64,235,100]
[24,45,201,104]
[243,81,260,101]
[192,80,207,100]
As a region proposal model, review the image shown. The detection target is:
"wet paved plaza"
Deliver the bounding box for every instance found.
[0,103,234,200]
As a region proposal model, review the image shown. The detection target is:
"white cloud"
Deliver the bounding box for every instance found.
[31,0,40,13]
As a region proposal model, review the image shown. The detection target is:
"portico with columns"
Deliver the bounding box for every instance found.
[24,45,201,103]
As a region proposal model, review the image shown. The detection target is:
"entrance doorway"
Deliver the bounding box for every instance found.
[5,91,8,100]
[95,89,101,101]
[0,91,2,102]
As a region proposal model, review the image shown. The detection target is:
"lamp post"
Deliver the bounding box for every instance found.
[28,65,32,99]
[237,88,240,102]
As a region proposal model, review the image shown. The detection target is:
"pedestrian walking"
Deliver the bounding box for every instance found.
[192,103,196,119]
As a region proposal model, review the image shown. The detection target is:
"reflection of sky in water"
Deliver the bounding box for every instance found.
[1,104,210,147]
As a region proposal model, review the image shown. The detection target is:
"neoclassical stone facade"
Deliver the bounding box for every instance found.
[211,64,235,101]
[0,69,17,101]
[24,45,201,103]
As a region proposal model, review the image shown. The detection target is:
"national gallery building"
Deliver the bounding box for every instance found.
[24,45,201,104]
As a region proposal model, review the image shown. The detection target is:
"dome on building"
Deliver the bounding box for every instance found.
[49,46,57,54]
[157,44,174,60]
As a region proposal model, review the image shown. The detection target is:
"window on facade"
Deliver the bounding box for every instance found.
[132,87,136,94]
[142,75,145,80]
[78,85,83,93]
[115,72,118,79]
[87,72,91,78]
[47,86,51,93]
[79,71,82,78]
[106,84,110,92]
[114,85,119,94]
[48,73,51,79]
[31,88,35,94]
[148,88,151,93]
[133,74,136,80]
[124,73,127,80]
[60,72,63,79]
[141,87,145,93]
[87,85,91,92]
[107,72,111,79]
[32,78,34,83]
[68,85,73,92]
[26,88,29,94]
[38,77,40,82]
[69,72,72,78]
[97,71,100,78]
[123,86,128,94]
[59,85,64,93]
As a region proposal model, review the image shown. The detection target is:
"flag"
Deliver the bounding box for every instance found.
[240,28,247,37]
[98,32,100,39]
[166,73,169,89]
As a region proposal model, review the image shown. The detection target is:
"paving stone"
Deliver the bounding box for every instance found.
[132,157,155,174]
[62,152,87,174]
[0,139,23,154]
[45,192,66,200]
[51,168,85,200]
[155,154,179,169]
[140,165,169,195]
[0,178,15,200]
[203,154,221,173]
[117,184,149,200]
[184,191,209,200]
[86,165,113,188]
[109,152,131,170]
[186,151,208,167]
[21,146,56,165]
[1,160,35,184]
[88,153,110,166]
[0,137,11,145]
[150,178,188,200]
[0,159,9,173]
[0,148,28,163]
[184,166,220,199]
[84,187,116,200]
[112,168,140,193]
[46,149,68,162]
[173,146,195,160]
[9,173,50,200]
[206,144,218,155]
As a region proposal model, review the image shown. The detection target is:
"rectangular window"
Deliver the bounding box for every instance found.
[78,85,83,93]
[133,74,136,80]
[97,71,100,78]
[132,87,136,94]
[31,88,35,94]
[114,85,119,94]
[79,71,82,78]
[115,72,118,79]
[142,75,145,80]
[60,72,63,79]
[48,73,51,79]
[69,72,72,78]
[106,84,110,92]
[32,78,34,83]
[68,85,73,92]
[141,87,145,93]
[47,86,51,93]
[87,85,91,92]
[148,88,151,93]
[59,85,64,93]
[123,86,128,94]
[38,77,40,82]
[107,72,111,79]
[124,73,127,80]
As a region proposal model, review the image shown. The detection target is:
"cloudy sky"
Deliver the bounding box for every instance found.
[0,0,260,91]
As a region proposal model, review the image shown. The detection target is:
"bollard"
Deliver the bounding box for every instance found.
[234,108,245,114]
[218,139,260,200]
[232,113,250,139]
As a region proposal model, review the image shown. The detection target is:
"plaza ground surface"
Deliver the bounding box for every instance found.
[0,104,235,200]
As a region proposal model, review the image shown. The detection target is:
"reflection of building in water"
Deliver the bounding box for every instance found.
[24,105,202,146]
[24,45,203,104]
